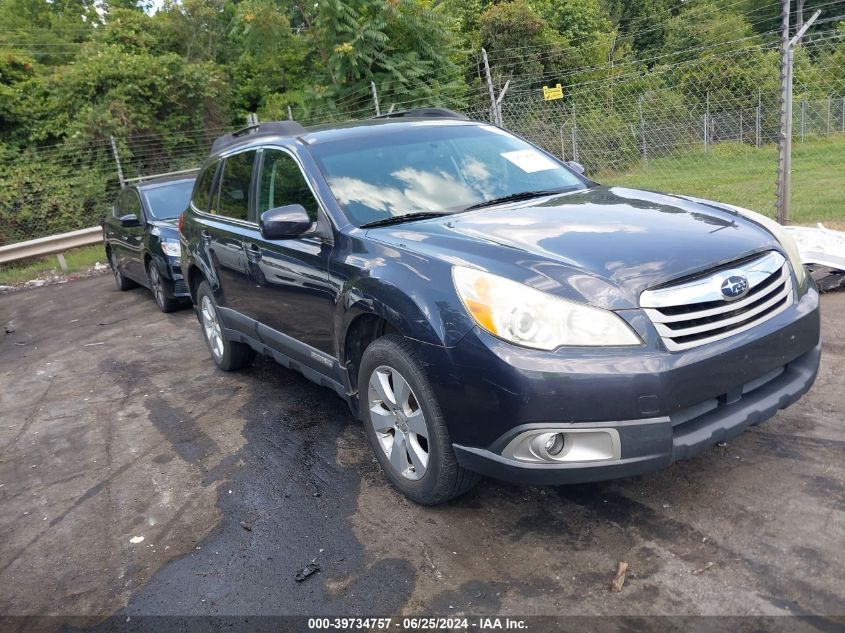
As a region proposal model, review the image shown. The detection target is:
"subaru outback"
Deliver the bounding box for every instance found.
[179,110,820,505]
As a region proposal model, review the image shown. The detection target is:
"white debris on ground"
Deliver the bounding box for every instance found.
[783,224,845,271]
[783,224,845,292]
[129,536,145,544]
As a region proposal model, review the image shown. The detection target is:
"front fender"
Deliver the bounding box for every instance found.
[334,255,476,360]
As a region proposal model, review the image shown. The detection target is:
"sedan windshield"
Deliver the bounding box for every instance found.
[142,180,195,220]
[308,123,586,226]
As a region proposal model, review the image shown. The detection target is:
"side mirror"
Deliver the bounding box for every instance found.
[119,213,141,227]
[259,204,312,240]
[566,161,585,175]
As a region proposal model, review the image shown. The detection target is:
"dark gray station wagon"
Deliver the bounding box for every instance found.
[179,111,820,505]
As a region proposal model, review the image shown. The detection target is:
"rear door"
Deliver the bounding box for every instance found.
[238,147,336,366]
[196,149,259,331]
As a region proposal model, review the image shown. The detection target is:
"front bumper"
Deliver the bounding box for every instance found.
[153,257,190,299]
[417,285,821,485]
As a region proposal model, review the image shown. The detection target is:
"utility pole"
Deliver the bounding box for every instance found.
[110,135,125,189]
[371,81,380,117]
[776,6,821,224]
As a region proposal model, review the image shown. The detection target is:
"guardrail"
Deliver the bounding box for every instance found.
[0,226,102,265]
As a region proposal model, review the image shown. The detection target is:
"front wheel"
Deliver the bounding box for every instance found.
[195,281,255,371]
[147,260,180,313]
[359,334,480,505]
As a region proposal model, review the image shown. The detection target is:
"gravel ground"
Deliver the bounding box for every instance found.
[0,276,843,627]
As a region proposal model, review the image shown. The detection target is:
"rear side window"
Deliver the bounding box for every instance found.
[192,162,218,213]
[216,151,256,222]
[258,149,319,222]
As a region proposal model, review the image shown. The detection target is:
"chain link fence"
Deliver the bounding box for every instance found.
[2,29,843,249]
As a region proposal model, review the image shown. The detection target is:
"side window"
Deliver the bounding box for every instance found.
[192,161,218,213]
[258,149,319,222]
[125,190,142,218]
[216,151,256,222]
[112,190,125,218]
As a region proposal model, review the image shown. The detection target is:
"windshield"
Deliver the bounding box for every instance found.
[141,180,195,220]
[308,123,586,226]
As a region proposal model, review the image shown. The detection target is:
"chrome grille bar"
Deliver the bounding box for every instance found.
[640,251,795,352]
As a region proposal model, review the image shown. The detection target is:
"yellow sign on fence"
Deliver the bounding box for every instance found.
[542,84,564,101]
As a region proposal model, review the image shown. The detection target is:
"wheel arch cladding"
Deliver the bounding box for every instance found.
[335,267,476,355]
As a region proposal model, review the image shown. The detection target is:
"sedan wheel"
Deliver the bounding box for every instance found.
[200,295,224,360]
[109,252,135,291]
[368,365,430,480]
[149,264,165,308]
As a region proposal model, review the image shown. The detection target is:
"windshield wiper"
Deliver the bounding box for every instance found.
[462,188,572,211]
[360,211,451,229]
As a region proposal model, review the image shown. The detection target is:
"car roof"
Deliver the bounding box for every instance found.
[134,175,196,192]
[301,118,483,145]
[208,117,486,156]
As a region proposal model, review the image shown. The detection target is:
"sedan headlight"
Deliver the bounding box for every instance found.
[452,266,642,350]
[717,203,807,291]
[161,239,181,258]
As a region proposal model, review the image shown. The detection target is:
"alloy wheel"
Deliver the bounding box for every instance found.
[368,365,430,481]
[200,295,224,360]
[111,254,123,287]
[149,264,165,308]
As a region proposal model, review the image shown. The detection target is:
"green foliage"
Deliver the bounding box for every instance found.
[0,0,842,245]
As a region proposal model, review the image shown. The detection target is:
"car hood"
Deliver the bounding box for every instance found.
[368,186,781,310]
[149,219,180,238]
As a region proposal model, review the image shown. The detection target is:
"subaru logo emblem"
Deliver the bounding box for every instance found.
[721,274,749,300]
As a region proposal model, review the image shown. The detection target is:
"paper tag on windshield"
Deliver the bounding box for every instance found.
[501,149,559,173]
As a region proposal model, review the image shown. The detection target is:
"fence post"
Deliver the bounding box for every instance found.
[842,96,845,132]
[704,92,709,154]
[110,135,125,189]
[774,7,819,224]
[739,109,744,143]
[639,96,647,163]
[826,95,831,136]
[756,90,762,148]
[287,105,293,120]
[571,102,578,163]
[775,0,791,224]
[559,125,566,161]
[481,48,499,125]
[371,81,380,117]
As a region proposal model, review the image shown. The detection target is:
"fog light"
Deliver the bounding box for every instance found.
[544,433,565,456]
[503,428,622,464]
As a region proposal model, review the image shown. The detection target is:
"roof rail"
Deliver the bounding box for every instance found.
[372,107,468,120]
[211,121,307,154]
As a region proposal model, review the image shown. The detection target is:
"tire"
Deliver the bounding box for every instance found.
[109,250,137,291]
[359,334,480,505]
[147,260,180,313]
[195,281,255,371]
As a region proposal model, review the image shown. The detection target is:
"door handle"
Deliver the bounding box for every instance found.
[245,243,262,263]
[200,230,212,245]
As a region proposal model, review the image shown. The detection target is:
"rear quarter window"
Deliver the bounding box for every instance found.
[192,162,218,213]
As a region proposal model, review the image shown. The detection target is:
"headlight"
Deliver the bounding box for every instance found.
[452,267,642,350]
[161,239,181,258]
[716,203,807,291]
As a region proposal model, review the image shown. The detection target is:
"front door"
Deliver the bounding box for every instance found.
[120,189,146,282]
[239,147,336,368]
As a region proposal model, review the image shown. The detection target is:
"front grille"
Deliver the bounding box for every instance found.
[641,251,793,351]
